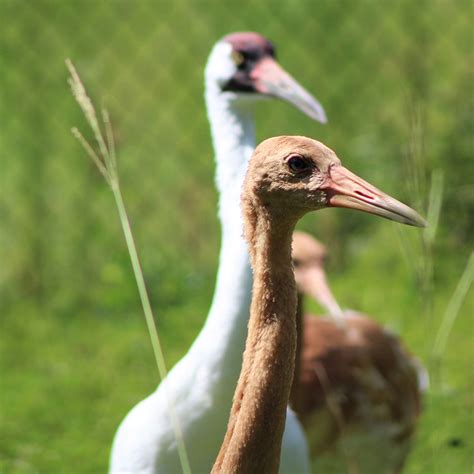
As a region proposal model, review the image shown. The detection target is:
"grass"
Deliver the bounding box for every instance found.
[1,240,472,473]
[0,304,183,473]
[431,251,474,369]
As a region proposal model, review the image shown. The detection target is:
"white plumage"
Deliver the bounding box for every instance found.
[110,32,326,473]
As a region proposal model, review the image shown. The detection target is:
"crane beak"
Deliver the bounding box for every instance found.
[296,266,344,318]
[323,165,427,227]
[250,57,327,124]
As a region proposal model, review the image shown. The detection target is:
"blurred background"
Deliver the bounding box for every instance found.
[1,0,472,472]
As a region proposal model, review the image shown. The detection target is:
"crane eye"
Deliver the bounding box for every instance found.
[231,50,245,66]
[287,155,310,174]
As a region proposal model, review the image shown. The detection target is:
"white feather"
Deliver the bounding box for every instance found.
[110,39,309,474]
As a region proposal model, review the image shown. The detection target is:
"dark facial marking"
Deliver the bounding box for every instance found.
[221,32,276,93]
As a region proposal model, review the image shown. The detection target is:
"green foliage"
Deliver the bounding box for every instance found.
[0,0,472,472]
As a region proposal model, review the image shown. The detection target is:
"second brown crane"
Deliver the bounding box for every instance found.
[291,230,425,474]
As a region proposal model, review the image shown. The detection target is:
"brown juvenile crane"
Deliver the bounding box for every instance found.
[291,230,425,473]
[212,136,425,473]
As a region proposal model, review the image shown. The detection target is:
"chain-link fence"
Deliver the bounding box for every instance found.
[2,0,471,313]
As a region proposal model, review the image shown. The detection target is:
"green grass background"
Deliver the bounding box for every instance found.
[1,0,472,472]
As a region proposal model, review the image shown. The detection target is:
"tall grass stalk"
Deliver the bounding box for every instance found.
[397,102,429,309]
[396,98,447,369]
[66,59,191,474]
[420,168,444,317]
[395,167,443,319]
[431,251,474,374]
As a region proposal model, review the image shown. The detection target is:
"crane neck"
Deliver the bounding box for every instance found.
[213,201,298,473]
[206,85,256,201]
[290,293,305,414]
[187,84,257,387]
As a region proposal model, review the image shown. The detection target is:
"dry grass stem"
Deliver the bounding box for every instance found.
[66,58,191,474]
[71,127,110,183]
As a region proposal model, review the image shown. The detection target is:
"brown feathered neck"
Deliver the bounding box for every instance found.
[289,291,305,414]
[212,192,299,474]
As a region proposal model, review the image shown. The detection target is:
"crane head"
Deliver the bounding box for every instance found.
[205,32,327,124]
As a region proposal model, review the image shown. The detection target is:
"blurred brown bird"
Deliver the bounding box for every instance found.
[290,230,426,474]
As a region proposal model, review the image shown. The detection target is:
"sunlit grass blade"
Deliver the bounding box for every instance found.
[66,59,191,474]
[395,99,428,285]
[102,107,118,173]
[431,251,474,364]
[423,169,443,245]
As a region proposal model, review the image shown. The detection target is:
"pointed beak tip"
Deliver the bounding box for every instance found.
[315,111,328,124]
[400,209,428,228]
[414,216,429,228]
[304,110,327,125]
[379,206,428,228]
[308,103,327,124]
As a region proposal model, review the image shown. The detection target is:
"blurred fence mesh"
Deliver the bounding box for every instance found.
[1,0,472,315]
